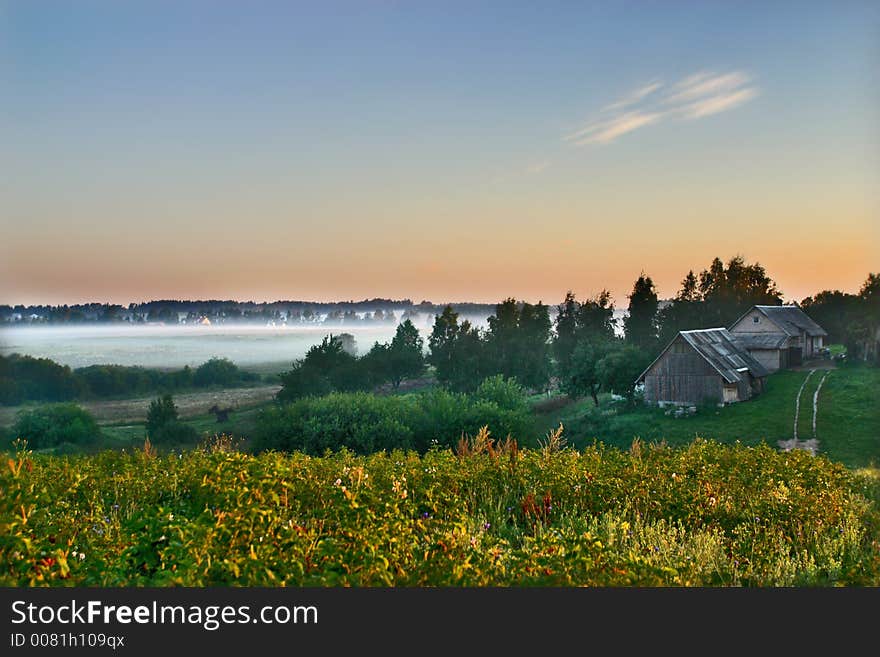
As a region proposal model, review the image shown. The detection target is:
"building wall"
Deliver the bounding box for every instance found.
[730,309,786,336]
[643,336,723,405]
[748,348,782,373]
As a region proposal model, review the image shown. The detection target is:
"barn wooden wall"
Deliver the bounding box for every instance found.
[644,337,723,404]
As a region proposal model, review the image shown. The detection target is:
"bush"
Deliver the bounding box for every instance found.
[474,375,529,413]
[76,364,164,398]
[151,421,200,445]
[11,404,101,449]
[256,382,533,455]
[1,354,254,405]
[146,394,179,439]
[255,393,414,454]
[0,354,82,404]
[193,358,257,388]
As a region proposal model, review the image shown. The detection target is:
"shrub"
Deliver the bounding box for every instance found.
[255,393,415,454]
[0,354,82,404]
[255,384,533,455]
[151,421,200,445]
[146,394,179,439]
[474,375,529,413]
[193,358,257,388]
[11,404,101,449]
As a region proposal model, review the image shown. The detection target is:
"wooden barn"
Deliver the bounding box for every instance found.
[636,328,768,406]
[728,305,827,372]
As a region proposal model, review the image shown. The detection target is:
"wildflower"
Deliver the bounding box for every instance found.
[483,522,491,530]
[422,512,430,519]
[334,478,342,487]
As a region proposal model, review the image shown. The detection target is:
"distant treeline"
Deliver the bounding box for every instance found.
[0,298,496,325]
[0,355,260,405]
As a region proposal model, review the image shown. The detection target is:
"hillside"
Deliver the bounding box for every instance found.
[535,366,880,469]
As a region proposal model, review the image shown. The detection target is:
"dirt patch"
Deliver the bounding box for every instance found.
[777,438,820,455]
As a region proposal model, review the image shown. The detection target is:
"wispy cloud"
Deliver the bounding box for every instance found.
[678,87,758,119]
[603,80,663,111]
[566,71,758,146]
[566,111,663,145]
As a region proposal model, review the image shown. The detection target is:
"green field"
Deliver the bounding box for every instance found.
[3,365,877,469]
[534,366,880,469]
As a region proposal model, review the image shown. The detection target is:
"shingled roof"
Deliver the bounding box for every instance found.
[733,333,790,350]
[637,327,769,385]
[733,305,827,337]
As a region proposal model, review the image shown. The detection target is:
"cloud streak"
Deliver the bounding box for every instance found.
[566,71,758,146]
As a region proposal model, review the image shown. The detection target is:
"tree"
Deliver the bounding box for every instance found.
[146,394,179,438]
[277,335,359,402]
[553,291,580,366]
[387,319,425,388]
[193,357,247,387]
[428,306,489,392]
[517,301,552,390]
[560,340,610,406]
[576,290,617,341]
[801,289,860,345]
[553,290,617,395]
[596,344,653,402]
[484,298,551,390]
[624,273,659,349]
[428,306,461,386]
[657,255,783,342]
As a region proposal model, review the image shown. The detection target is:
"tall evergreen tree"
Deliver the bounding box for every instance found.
[624,273,659,349]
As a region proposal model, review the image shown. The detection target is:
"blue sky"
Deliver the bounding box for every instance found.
[2,1,877,304]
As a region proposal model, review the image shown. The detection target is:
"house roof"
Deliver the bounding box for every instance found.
[733,333,789,350]
[731,305,827,337]
[636,328,770,385]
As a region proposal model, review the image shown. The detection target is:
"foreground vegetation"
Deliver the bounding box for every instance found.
[2,435,878,586]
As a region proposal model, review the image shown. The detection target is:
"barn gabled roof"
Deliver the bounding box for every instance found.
[730,305,827,337]
[636,328,769,385]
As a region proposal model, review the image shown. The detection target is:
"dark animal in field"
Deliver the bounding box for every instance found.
[208,405,233,423]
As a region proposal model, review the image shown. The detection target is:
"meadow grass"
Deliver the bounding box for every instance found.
[535,366,879,469]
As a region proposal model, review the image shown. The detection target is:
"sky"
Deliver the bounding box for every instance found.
[1,1,878,307]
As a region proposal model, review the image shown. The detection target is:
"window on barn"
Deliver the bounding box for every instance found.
[753,316,760,323]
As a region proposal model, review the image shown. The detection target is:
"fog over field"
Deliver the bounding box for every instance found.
[0,313,494,371]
